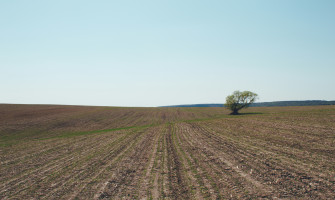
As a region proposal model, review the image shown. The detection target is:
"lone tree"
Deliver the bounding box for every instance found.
[225,90,258,115]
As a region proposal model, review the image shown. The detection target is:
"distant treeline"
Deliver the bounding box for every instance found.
[162,100,335,107]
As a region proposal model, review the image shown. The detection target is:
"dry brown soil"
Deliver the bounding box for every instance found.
[0,104,334,199]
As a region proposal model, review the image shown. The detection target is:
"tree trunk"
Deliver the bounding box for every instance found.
[230,109,239,115]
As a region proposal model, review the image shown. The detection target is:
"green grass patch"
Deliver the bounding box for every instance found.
[42,123,157,139]
[0,124,156,147]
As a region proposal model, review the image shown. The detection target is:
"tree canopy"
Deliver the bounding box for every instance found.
[225,91,258,115]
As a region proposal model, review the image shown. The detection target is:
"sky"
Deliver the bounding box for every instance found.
[1,0,335,107]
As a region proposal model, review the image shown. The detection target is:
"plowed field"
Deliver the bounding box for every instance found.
[1,104,334,199]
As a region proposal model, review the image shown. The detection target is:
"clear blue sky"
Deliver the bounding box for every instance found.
[1,0,334,107]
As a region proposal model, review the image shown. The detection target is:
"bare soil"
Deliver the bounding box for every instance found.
[0,104,334,199]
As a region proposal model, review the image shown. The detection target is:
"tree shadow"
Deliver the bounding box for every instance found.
[231,112,263,116]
